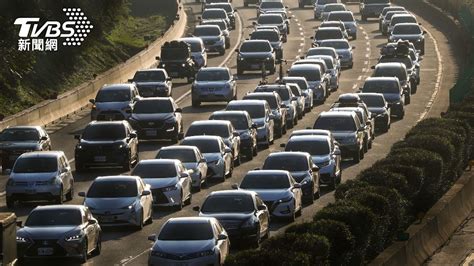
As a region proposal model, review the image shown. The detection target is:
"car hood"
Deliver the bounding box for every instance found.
[95,101,130,109]
[368,107,387,114]
[130,113,174,121]
[242,189,290,201]
[85,197,136,210]
[290,171,310,183]
[10,172,57,182]
[0,141,40,150]
[154,239,215,254]
[142,177,177,189]
[199,212,253,221]
[312,155,331,164]
[239,52,272,59]
[19,226,79,240]
[203,153,222,162]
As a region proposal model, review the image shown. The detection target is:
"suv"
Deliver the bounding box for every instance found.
[388,14,418,35]
[278,76,314,111]
[236,40,276,75]
[330,107,374,152]
[243,92,287,137]
[128,69,172,97]
[360,0,391,21]
[193,25,226,55]
[254,84,298,128]
[388,23,426,54]
[250,29,283,60]
[313,0,339,18]
[157,41,198,83]
[90,84,140,121]
[179,37,207,69]
[191,67,237,107]
[313,111,365,163]
[0,126,51,171]
[74,121,139,171]
[254,14,288,42]
[326,11,357,39]
[319,39,354,68]
[200,19,231,49]
[128,97,183,143]
[360,77,405,118]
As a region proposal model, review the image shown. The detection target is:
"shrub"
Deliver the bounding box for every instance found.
[334,180,371,201]
[357,169,409,198]
[225,249,313,266]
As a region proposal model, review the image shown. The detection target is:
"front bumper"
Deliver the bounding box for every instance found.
[90,208,141,227]
[192,87,234,103]
[149,253,219,266]
[238,59,274,72]
[264,198,297,218]
[75,148,128,167]
[7,183,62,201]
[337,143,359,157]
[18,239,87,260]
[133,123,177,140]
[257,127,270,144]
[203,40,225,52]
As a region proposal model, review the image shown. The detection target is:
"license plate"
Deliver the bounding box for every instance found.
[38,247,54,256]
[146,130,157,137]
[170,72,178,77]
[100,216,114,223]
[25,189,36,194]
[94,156,106,162]
[251,64,260,69]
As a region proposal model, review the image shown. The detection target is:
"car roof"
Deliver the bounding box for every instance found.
[33,205,84,211]
[329,11,353,15]
[19,151,64,158]
[317,27,342,32]
[190,120,231,126]
[291,129,332,136]
[246,169,290,176]
[319,111,356,118]
[137,159,180,166]
[159,145,198,152]
[182,135,222,141]
[88,120,128,126]
[366,77,400,82]
[242,39,271,44]
[320,39,349,44]
[136,68,166,73]
[288,135,330,142]
[94,175,140,182]
[4,126,43,131]
[101,84,133,90]
[166,217,215,224]
[259,13,284,18]
[375,62,405,69]
[137,97,172,103]
[358,92,385,98]
[179,37,204,44]
[227,99,267,106]
[208,190,257,197]
[195,24,220,30]
[198,66,229,72]
[211,110,250,117]
[267,151,311,159]
[393,22,421,27]
[290,64,322,70]
[203,8,227,12]
[245,92,278,98]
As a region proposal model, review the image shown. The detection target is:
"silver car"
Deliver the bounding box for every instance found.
[156,146,208,191]
[201,8,231,29]
[79,175,153,229]
[320,3,347,20]
[314,0,339,19]
[192,67,237,107]
[286,83,306,118]
[6,151,74,208]
[288,64,328,103]
[278,76,314,111]
[148,217,230,266]
[326,11,357,39]
[193,25,226,55]
[128,69,172,97]
[306,47,341,71]
[254,84,298,128]
[179,37,208,68]
[307,55,340,90]
[201,19,231,49]
[90,83,140,121]
[319,39,354,68]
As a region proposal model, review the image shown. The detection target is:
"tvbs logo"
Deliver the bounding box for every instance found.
[14,7,93,51]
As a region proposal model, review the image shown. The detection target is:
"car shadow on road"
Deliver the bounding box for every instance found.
[182,104,227,114]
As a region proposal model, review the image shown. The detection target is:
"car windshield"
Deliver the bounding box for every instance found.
[263,156,309,172]
[364,0,389,3]
[181,139,220,153]
[245,95,278,109]
[258,15,283,24]
[318,0,338,5]
[256,87,290,101]
[202,21,226,31]
[240,41,271,52]
[201,195,254,213]
[315,30,342,39]
[156,149,197,163]
[363,80,400,94]
[131,163,178,178]
[285,140,330,156]
[87,180,138,198]
[240,174,290,189]
[328,13,354,22]
[316,57,334,69]
[379,56,413,68]
[96,89,130,102]
[374,67,407,81]
[386,11,406,20]
[324,4,345,12]
[187,124,229,138]
[393,25,422,34]
[359,95,385,107]
[382,7,405,16]
[133,71,165,82]
[251,31,280,42]
[283,79,308,91]
[211,114,249,130]
[196,70,230,81]
[289,68,321,81]
[194,26,220,36]
[202,10,226,19]
[227,104,265,119]
[13,157,57,173]
[158,222,214,241]
[321,41,349,49]
[25,209,81,227]
[289,86,301,96]
[260,2,284,8]
[134,100,173,114]
[81,124,126,141]
[314,116,357,131]
[391,16,417,25]
[0,129,40,141]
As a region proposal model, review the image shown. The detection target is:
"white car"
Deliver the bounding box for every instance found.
[319,39,354,68]
[235,170,303,221]
[179,37,208,68]
[156,146,208,191]
[131,159,192,210]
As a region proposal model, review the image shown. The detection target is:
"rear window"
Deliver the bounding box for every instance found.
[323,4,346,12]
[194,26,220,36]
[156,149,197,163]
[320,41,349,49]
[240,41,272,52]
[363,0,390,3]
[288,68,321,81]
[202,10,226,20]
[317,0,338,4]
[358,95,386,107]
[314,116,357,131]
[391,16,417,26]
[133,71,165,82]
[327,12,354,22]
[240,173,290,189]
[96,89,130,102]
[255,87,290,101]
[181,139,220,153]
[82,124,126,141]
[260,2,284,9]
[132,162,178,179]
[258,15,284,25]
[373,67,407,81]
[210,113,250,130]
[186,124,230,138]
[363,80,400,94]
[244,95,278,109]
[285,139,330,156]
[315,29,343,40]
[226,104,265,119]
[196,69,230,81]
[263,155,309,172]
[392,24,422,35]
[14,157,57,173]
[251,31,280,42]
[134,100,173,114]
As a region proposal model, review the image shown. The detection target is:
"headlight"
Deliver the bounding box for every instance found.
[182,63,186,67]
[76,144,83,150]
[116,143,125,149]
[162,184,178,192]
[161,63,166,67]
[48,177,59,185]
[300,176,311,185]
[278,196,293,203]
[16,236,30,243]
[65,234,83,242]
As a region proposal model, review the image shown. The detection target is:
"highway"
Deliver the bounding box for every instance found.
[0,0,459,265]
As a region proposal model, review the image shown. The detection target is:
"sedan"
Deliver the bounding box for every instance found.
[389,23,426,54]
[79,175,153,229]
[148,217,230,266]
[278,76,314,111]
[326,11,357,39]
[16,205,101,263]
[319,39,355,69]
[288,64,328,103]
[358,93,391,132]
[254,84,298,128]
[128,69,172,97]
[193,25,226,55]
[191,67,237,107]
[243,92,287,137]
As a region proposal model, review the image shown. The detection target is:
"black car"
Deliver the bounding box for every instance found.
[236,40,276,75]
[373,62,412,103]
[0,126,51,171]
[128,69,173,97]
[74,121,139,171]
[209,110,258,159]
[358,93,391,132]
[389,23,426,55]
[360,77,405,119]
[128,97,183,143]
[250,29,283,60]
[156,41,198,83]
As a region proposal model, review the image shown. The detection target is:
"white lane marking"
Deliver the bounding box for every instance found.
[365,54,369,58]
[300,32,304,36]
[364,60,368,65]
[365,36,369,40]
[300,38,305,41]
[362,68,366,72]
[68,158,75,164]
[352,84,358,90]
[121,247,153,265]
[366,41,370,45]
[366,47,370,52]
[357,76,362,81]
[299,43,304,46]
[297,23,301,26]
[417,28,443,122]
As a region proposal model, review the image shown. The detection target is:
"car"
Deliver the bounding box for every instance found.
[305,47,341,71]
[200,19,231,49]
[209,111,259,159]
[193,25,226,55]
[179,37,208,68]
[147,217,230,266]
[283,135,341,189]
[265,10,292,27]
[373,62,412,102]
[79,175,153,229]
[277,76,314,111]
[312,27,345,46]
[236,40,276,75]
[378,53,419,95]
[243,92,287,137]
[289,129,341,151]
[379,6,406,31]
[293,58,332,92]
[205,3,236,29]
[235,170,303,221]
[389,23,426,54]
[330,107,374,152]
[74,120,139,171]
[226,100,275,148]
[181,136,233,182]
[254,84,298,128]
[89,84,140,121]
[307,55,340,91]
[358,93,391,132]
[408,47,421,85]
[257,1,287,17]
[320,3,347,21]
[263,152,320,202]
[201,8,231,28]
[202,0,232,11]
[313,111,365,163]
[131,159,192,209]
[286,83,306,119]
[250,29,284,60]
[0,126,51,171]
[319,39,354,68]
[288,64,328,103]
[156,146,208,191]
[319,20,349,39]
[194,190,270,246]
[186,120,241,165]
[16,205,101,263]
[360,77,405,118]
[381,10,409,35]
[388,14,418,35]
[326,11,357,39]
[359,0,391,21]
[191,67,237,107]
[330,93,372,121]
[128,69,172,97]
[157,41,198,83]
[313,0,339,19]
[254,14,288,42]
[6,151,74,208]
[128,97,183,143]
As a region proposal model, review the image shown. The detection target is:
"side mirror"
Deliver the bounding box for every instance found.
[293,183,302,189]
[292,96,298,101]
[370,65,375,69]
[74,134,81,140]
[252,21,257,25]
[148,234,157,242]
[257,205,267,211]
[217,234,228,241]
[88,219,97,225]
[231,183,239,189]
[180,172,190,178]
[312,165,320,172]
[78,192,86,197]
[89,99,95,104]
[142,190,151,196]
[155,56,161,61]
[198,16,202,20]
[352,46,356,49]
[129,132,137,139]
[127,79,134,83]
[192,206,200,212]
[200,158,207,163]
[175,108,182,113]
[280,143,286,148]
[423,30,427,34]
[16,221,22,227]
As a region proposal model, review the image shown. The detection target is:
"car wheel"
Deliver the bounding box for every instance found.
[252,227,261,248]
[405,95,411,105]
[225,41,230,49]
[253,144,258,156]
[235,153,241,166]
[295,204,302,217]
[220,166,226,182]
[368,139,373,149]
[136,212,144,230]
[122,153,132,171]
[246,149,254,160]
[185,191,192,205]
[363,140,368,153]
[287,119,294,129]
[177,191,184,210]
[92,234,101,256]
[315,186,321,199]
[329,176,337,190]
[383,123,390,133]
[56,187,64,204]
[6,197,14,209]
[227,160,234,178]
[219,49,225,56]
[288,206,296,222]
[79,240,88,263]
[353,149,361,163]
[360,148,365,159]
[66,184,74,201]
[194,175,202,192]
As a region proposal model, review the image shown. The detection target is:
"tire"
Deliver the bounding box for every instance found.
[412,82,418,94]
[368,139,373,149]
[328,176,337,190]
[122,153,132,171]
[237,67,243,75]
[287,119,294,129]
[220,166,226,182]
[295,205,302,217]
[234,153,241,166]
[383,124,389,133]
[253,144,258,156]
[244,2,248,7]
[363,139,368,153]
[92,235,101,256]
[353,149,361,163]
[192,99,200,108]
[360,148,365,159]
[75,162,86,173]
[219,49,225,56]
[56,187,64,204]
[315,186,321,199]
[405,95,411,105]
[79,241,88,263]
[6,197,14,209]
[227,160,234,178]
[136,212,144,230]
[252,226,261,248]
[269,66,276,75]
[177,192,184,210]
[225,41,230,49]
[185,191,192,205]
[66,184,74,201]
[246,149,254,160]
